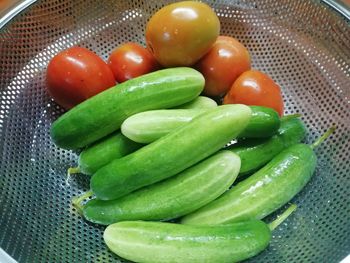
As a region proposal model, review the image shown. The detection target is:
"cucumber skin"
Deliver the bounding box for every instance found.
[121,109,207,143]
[181,143,317,225]
[175,96,218,109]
[91,104,252,200]
[51,67,204,150]
[228,118,306,175]
[104,220,271,263]
[242,106,280,138]
[121,106,279,144]
[78,132,142,175]
[83,151,240,225]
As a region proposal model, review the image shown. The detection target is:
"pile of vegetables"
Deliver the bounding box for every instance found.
[48,1,334,262]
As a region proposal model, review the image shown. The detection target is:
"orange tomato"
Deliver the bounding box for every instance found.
[196,36,251,96]
[223,70,284,116]
[145,1,220,67]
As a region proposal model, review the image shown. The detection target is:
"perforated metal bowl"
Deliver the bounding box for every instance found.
[0,0,349,262]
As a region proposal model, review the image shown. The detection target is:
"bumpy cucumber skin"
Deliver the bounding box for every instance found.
[78,132,142,175]
[51,67,204,149]
[83,151,240,225]
[175,96,218,109]
[239,106,280,138]
[91,105,251,200]
[228,118,306,175]
[121,109,207,143]
[104,220,271,263]
[182,143,317,225]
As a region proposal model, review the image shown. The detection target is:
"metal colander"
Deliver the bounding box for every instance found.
[0,0,349,262]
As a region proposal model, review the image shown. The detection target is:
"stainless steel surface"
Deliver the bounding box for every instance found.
[0,0,349,262]
[0,0,37,29]
[322,0,350,20]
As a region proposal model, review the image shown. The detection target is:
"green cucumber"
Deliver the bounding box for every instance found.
[77,132,142,175]
[121,106,279,144]
[83,151,240,225]
[181,128,334,225]
[51,67,204,150]
[175,96,218,109]
[104,220,271,263]
[228,117,306,176]
[91,104,252,200]
[242,106,280,138]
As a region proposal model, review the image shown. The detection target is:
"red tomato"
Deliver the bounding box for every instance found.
[108,42,159,83]
[196,36,251,97]
[145,1,220,67]
[46,46,115,109]
[223,70,284,116]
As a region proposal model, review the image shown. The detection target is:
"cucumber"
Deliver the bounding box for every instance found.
[121,106,279,144]
[181,133,331,225]
[121,109,207,143]
[51,67,204,149]
[175,96,218,109]
[242,106,280,138]
[77,132,142,175]
[91,104,252,200]
[83,151,240,225]
[228,117,306,176]
[104,220,271,263]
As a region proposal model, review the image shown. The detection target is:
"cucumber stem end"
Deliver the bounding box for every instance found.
[269,204,297,231]
[72,190,93,216]
[65,167,81,186]
[68,167,81,175]
[311,126,336,149]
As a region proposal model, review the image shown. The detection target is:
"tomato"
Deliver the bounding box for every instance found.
[195,36,251,97]
[108,42,159,83]
[223,70,284,116]
[46,46,115,109]
[145,1,220,67]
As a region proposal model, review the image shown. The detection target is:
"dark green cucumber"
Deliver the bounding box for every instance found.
[181,143,317,225]
[121,105,279,144]
[104,220,271,263]
[77,132,142,175]
[83,151,240,225]
[181,125,336,226]
[242,106,280,138]
[51,67,204,149]
[91,105,252,200]
[227,117,306,176]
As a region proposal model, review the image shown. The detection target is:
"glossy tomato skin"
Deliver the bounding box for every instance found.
[145,1,220,67]
[223,70,284,116]
[108,43,159,83]
[196,36,251,97]
[46,46,115,109]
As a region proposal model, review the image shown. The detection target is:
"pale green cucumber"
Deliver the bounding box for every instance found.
[121,109,207,143]
[121,106,279,144]
[83,151,240,225]
[103,220,271,263]
[175,96,218,109]
[91,104,252,200]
